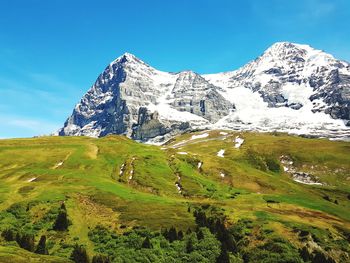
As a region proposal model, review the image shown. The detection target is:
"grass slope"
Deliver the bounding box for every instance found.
[0,131,349,261]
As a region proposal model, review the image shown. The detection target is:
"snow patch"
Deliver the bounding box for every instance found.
[53,161,64,169]
[234,136,244,148]
[177,152,188,155]
[191,133,209,140]
[175,183,182,193]
[27,177,37,182]
[281,83,313,106]
[119,163,125,175]
[217,149,225,158]
[213,86,349,140]
[293,176,323,185]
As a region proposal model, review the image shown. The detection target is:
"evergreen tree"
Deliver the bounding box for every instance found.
[141,236,152,248]
[216,244,230,263]
[178,230,184,240]
[53,210,69,231]
[92,254,111,263]
[313,250,336,263]
[60,202,67,211]
[196,229,204,240]
[186,237,194,253]
[70,244,89,263]
[35,235,48,255]
[194,210,207,227]
[186,228,192,235]
[168,227,178,242]
[299,246,312,262]
[162,228,169,240]
[15,232,22,246]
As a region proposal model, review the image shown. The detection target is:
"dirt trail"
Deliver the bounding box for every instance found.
[86,143,99,159]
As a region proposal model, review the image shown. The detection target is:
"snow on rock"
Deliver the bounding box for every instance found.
[234,136,244,148]
[175,183,182,193]
[58,42,350,142]
[217,149,225,158]
[292,173,322,185]
[53,161,64,169]
[128,170,134,181]
[205,42,350,141]
[119,163,125,175]
[191,133,209,140]
[177,152,188,155]
[27,177,37,182]
[280,155,323,185]
[171,140,189,148]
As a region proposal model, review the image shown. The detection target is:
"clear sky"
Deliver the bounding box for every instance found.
[0,0,349,138]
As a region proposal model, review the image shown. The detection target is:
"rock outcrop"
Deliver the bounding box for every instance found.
[58,43,350,142]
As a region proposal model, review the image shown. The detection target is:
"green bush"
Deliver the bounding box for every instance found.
[265,156,281,172]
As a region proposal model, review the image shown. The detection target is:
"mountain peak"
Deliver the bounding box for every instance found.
[109,52,146,66]
[121,52,137,59]
[59,42,350,142]
[265,41,315,55]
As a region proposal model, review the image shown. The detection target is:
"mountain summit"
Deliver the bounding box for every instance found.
[58,42,350,142]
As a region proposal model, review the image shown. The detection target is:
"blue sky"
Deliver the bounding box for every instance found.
[0,0,349,138]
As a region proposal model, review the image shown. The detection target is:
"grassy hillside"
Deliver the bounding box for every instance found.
[0,131,349,262]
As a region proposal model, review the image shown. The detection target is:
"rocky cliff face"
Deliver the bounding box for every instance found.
[58,53,233,142]
[58,43,350,142]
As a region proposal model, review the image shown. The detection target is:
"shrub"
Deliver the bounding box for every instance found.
[16,232,35,252]
[265,157,281,172]
[92,254,111,263]
[1,229,16,241]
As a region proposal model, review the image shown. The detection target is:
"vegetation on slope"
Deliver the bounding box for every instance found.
[0,131,349,262]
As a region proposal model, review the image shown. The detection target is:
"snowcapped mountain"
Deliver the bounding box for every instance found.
[58,42,350,142]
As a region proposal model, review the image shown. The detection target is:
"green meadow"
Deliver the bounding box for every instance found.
[0,131,349,262]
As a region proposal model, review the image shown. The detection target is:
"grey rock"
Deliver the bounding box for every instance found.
[58,42,350,142]
[58,53,233,141]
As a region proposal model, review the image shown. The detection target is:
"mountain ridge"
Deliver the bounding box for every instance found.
[58,42,350,143]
